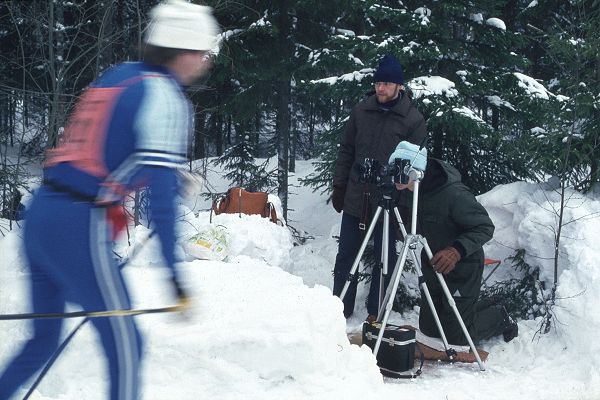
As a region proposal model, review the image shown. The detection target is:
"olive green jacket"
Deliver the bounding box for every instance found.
[333,92,427,218]
[398,159,495,290]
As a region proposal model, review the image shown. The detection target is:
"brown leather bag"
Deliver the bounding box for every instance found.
[211,187,278,224]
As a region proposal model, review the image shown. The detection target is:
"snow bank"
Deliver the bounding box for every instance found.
[123,256,383,400]
[180,211,294,268]
[0,209,386,400]
[2,162,600,400]
[479,182,600,392]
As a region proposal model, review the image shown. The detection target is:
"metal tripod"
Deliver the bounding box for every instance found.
[372,169,485,371]
[339,185,399,313]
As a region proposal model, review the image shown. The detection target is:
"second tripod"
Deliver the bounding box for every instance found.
[339,170,486,372]
[339,184,400,315]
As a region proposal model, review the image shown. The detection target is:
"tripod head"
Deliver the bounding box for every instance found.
[356,158,404,205]
[388,141,427,178]
[388,141,428,234]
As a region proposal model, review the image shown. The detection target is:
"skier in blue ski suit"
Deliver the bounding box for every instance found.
[0,1,220,399]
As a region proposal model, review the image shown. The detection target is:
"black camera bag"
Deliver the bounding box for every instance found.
[362,322,422,378]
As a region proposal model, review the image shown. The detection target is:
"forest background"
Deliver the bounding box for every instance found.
[1,0,599,326]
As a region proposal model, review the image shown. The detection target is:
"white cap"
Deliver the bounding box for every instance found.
[145,0,220,51]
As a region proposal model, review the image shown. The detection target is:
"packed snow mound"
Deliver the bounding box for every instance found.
[181,211,294,268]
[0,230,385,400]
[134,258,384,400]
[479,182,600,388]
[115,210,294,270]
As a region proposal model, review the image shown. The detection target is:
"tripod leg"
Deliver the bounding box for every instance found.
[389,206,455,356]
[339,207,383,301]
[372,240,411,357]
[417,266,454,356]
[375,206,410,316]
[422,240,486,371]
[393,207,408,238]
[376,246,403,322]
[378,210,390,312]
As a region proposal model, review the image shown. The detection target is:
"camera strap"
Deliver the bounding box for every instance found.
[359,191,371,231]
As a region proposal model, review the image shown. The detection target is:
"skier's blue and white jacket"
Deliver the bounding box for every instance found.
[43,61,192,277]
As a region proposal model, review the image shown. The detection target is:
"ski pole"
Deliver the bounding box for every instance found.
[1,229,169,323]
[16,303,187,400]
[14,304,187,400]
[0,304,187,321]
[114,230,156,266]
[22,317,89,400]
[8,228,158,399]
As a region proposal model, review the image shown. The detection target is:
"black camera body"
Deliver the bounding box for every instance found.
[358,158,410,185]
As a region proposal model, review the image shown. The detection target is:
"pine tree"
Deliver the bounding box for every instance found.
[517,0,600,191]
[199,0,348,220]
[213,135,276,192]
[302,0,533,194]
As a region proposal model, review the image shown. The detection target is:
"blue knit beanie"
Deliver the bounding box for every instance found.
[373,54,404,84]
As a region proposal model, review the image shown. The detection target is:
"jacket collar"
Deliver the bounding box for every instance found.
[142,62,186,89]
[363,91,411,116]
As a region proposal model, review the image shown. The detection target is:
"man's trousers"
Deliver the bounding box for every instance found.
[332,212,398,317]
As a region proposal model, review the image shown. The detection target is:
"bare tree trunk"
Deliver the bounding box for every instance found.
[254,112,261,151]
[2,2,32,230]
[592,57,600,188]
[541,50,581,334]
[23,94,28,129]
[591,132,599,188]
[47,0,57,148]
[491,106,499,131]
[276,79,291,222]
[308,100,315,156]
[136,0,143,58]
[226,115,232,147]
[9,99,15,146]
[289,117,296,173]
[275,0,292,222]
[215,112,223,156]
[46,0,65,149]
[0,98,5,146]
[193,108,206,160]
[133,189,141,226]
[96,1,115,75]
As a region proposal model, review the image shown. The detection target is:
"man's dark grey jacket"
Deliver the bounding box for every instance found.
[333,92,427,218]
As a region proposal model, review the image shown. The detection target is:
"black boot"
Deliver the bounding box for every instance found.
[501,306,519,342]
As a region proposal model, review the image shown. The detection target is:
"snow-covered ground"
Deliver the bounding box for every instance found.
[1,159,599,399]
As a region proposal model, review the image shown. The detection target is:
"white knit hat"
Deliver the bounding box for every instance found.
[145,0,220,51]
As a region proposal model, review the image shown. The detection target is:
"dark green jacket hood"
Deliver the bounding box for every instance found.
[419,158,462,195]
[399,158,494,262]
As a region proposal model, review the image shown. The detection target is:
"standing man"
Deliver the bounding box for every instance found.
[391,150,518,344]
[331,54,427,322]
[0,1,220,399]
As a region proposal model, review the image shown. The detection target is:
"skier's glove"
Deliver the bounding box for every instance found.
[330,185,346,213]
[177,170,205,199]
[107,204,128,240]
[431,246,461,274]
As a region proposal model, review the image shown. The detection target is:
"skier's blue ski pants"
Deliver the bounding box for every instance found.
[0,187,142,400]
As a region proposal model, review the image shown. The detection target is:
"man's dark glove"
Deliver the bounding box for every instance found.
[331,185,346,213]
[430,246,461,274]
[171,277,191,311]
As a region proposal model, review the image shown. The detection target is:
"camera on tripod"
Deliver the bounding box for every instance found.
[358,158,410,185]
